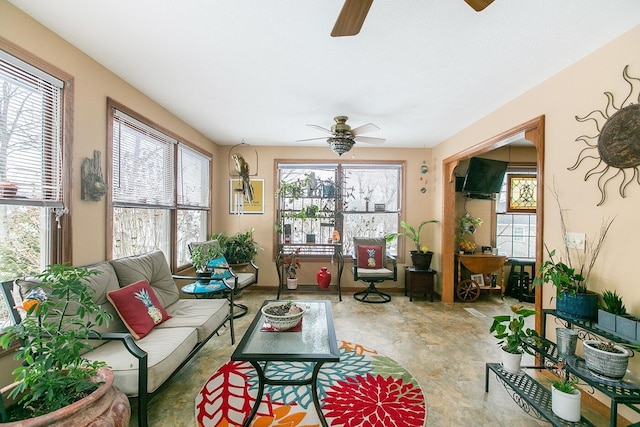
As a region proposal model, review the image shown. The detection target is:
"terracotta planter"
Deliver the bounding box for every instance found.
[3,368,130,426]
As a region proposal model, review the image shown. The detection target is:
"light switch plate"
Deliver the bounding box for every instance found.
[565,232,586,250]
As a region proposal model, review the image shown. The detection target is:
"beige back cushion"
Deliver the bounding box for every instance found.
[109,250,179,307]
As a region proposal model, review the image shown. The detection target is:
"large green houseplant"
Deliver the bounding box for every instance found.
[0,264,120,422]
[385,219,439,269]
[214,228,261,265]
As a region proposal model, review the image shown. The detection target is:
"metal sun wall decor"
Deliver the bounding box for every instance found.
[569,65,640,206]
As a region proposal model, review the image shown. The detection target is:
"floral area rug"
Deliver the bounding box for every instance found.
[196,340,427,426]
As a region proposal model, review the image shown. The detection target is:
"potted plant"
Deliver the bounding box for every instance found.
[214,229,261,266]
[0,264,129,424]
[456,212,482,253]
[190,242,223,283]
[385,219,439,269]
[489,304,539,374]
[532,190,614,321]
[283,248,301,290]
[597,290,626,334]
[550,361,581,422]
[583,340,630,380]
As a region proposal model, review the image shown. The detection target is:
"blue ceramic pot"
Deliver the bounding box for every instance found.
[556,291,598,321]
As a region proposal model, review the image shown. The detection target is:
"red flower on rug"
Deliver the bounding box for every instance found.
[196,341,427,427]
[322,373,425,427]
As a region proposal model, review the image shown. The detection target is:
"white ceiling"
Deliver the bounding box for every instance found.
[8,0,640,149]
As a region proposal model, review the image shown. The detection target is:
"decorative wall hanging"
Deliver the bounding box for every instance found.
[569,65,640,206]
[419,160,428,193]
[81,150,107,201]
[229,178,264,214]
[228,140,258,206]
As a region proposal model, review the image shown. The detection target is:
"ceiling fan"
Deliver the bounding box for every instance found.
[331,0,495,37]
[297,115,385,156]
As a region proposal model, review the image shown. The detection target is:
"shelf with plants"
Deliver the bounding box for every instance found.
[537,309,640,426]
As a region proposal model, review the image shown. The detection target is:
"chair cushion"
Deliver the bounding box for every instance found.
[158,298,229,342]
[85,326,198,396]
[356,267,394,278]
[109,250,179,307]
[357,245,383,269]
[107,280,172,339]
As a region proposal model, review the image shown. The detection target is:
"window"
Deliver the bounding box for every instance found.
[275,161,403,257]
[495,166,537,258]
[0,46,71,327]
[109,102,210,268]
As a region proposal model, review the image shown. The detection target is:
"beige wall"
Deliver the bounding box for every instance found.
[213,145,436,289]
[434,25,639,308]
[433,25,640,420]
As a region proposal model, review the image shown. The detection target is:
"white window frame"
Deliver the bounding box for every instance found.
[0,42,72,328]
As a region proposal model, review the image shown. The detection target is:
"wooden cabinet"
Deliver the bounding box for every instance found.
[404,267,435,301]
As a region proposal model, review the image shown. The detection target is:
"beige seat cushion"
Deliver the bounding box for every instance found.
[85,326,198,396]
[158,298,229,342]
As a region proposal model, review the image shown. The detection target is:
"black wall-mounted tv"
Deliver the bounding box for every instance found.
[459,157,509,199]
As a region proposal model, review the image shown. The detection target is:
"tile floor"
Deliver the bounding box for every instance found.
[128,288,615,426]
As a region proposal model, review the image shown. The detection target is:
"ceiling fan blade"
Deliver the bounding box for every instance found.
[464,0,494,12]
[306,124,333,134]
[296,137,329,143]
[331,0,374,37]
[354,136,385,145]
[351,122,379,135]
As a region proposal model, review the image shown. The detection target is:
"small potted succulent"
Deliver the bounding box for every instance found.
[550,361,581,422]
[385,219,439,269]
[582,340,630,380]
[489,304,539,374]
[597,290,626,334]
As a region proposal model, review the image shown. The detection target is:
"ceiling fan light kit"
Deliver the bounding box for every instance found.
[328,134,356,156]
[297,115,385,156]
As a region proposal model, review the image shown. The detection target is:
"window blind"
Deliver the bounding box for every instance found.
[177,144,210,208]
[112,109,175,207]
[0,50,63,207]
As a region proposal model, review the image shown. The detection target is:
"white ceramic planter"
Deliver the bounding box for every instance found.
[286,278,298,290]
[552,385,581,422]
[500,348,523,374]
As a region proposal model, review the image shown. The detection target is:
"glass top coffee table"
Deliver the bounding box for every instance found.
[231,299,339,427]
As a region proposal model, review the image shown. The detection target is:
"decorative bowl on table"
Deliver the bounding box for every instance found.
[261,301,306,331]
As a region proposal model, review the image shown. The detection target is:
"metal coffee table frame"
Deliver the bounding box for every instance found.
[231,300,340,427]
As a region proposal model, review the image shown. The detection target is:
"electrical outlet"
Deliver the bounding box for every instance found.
[565,232,586,250]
